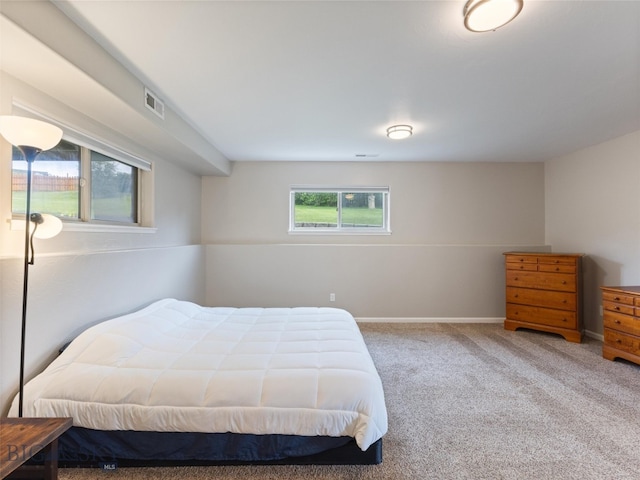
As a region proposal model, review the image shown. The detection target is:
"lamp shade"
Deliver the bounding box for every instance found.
[31,213,63,239]
[464,0,523,32]
[0,116,63,151]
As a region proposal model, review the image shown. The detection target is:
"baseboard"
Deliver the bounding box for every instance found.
[584,329,604,342]
[356,317,504,324]
[355,319,606,340]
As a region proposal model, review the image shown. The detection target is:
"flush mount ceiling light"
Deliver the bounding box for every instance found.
[463,0,524,32]
[386,124,413,140]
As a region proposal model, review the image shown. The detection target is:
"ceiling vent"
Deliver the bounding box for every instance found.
[144,87,165,119]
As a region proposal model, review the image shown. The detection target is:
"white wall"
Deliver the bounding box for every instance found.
[203,161,547,318]
[545,129,640,337]
[203,161,545,245]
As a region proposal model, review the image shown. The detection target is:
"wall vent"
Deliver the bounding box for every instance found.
[144,87,165,119]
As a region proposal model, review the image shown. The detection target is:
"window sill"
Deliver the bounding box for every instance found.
[288,229,392,235]
[10,219,157,234]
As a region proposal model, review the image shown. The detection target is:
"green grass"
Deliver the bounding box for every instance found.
[342,206,383,226]
[294,205,383,227]
[13,191,133,221]
[12,191,79,218]
[294,205,338,223]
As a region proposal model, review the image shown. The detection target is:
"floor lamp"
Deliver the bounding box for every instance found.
[0,115,63,417]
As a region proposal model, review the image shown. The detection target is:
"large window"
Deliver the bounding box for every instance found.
[11,130,150,227]
[289,186,390,234]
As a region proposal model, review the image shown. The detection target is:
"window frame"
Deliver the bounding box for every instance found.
[9,106,155,233]
[87,148,139,224]
[289,185,391,235]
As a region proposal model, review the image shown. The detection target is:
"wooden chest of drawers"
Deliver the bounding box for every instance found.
[504,252,583,343]
[601,285,640,365]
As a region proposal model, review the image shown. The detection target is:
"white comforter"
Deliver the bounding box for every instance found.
[11,299,387,450]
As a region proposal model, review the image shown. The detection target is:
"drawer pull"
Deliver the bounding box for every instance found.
[614,297,621,301]
[555,267,560,271]
[616,339,622,343]
[562,281,567,284]
[615,306,620,311]
[514,294,519,298]
[615,320,621,324]
[562,300,567,304]
[562,318,567,322]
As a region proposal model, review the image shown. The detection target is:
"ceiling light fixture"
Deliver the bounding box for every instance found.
[386,125,413,140]
[463,0,524,32]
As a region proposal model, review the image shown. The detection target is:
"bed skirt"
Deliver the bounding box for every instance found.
[56,427,383,467]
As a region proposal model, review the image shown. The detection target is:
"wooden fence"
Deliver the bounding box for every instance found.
[12,172,78,192]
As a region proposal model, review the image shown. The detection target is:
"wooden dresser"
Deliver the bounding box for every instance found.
[504,252,583,343]
[601,286,640,365]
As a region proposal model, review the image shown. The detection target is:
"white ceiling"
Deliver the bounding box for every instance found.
[52,0,640,163]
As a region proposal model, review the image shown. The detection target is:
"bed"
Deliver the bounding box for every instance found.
[9,299,388,466]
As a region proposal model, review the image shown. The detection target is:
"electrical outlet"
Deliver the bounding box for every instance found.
[329,293,336,302]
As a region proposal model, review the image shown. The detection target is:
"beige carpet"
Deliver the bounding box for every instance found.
[59,323,640,480]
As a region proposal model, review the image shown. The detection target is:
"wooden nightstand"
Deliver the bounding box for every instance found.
[1,417,72,480]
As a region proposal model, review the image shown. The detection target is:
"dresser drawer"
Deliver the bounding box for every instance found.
[506,287,575,310]
[602,300,635,316]
[506,262,576,274]
[602,290,635,305]
[505,255,537,264]
[506,304,577,329]
[537,256,577,266]
[604,329,640,355]
[538,264,576,274]
[506,270,576,292]
[506,262,538,271]
[603,311,640,336]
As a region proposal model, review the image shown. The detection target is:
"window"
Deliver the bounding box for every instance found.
[90,151,137,223]
[12,139,81,219]
[10,116,152,229]
[289,186,390,234]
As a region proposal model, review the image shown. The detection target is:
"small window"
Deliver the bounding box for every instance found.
[289,186,390,234]
[11,131,151,228]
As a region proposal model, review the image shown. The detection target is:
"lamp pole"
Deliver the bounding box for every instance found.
[18,145,41,417]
